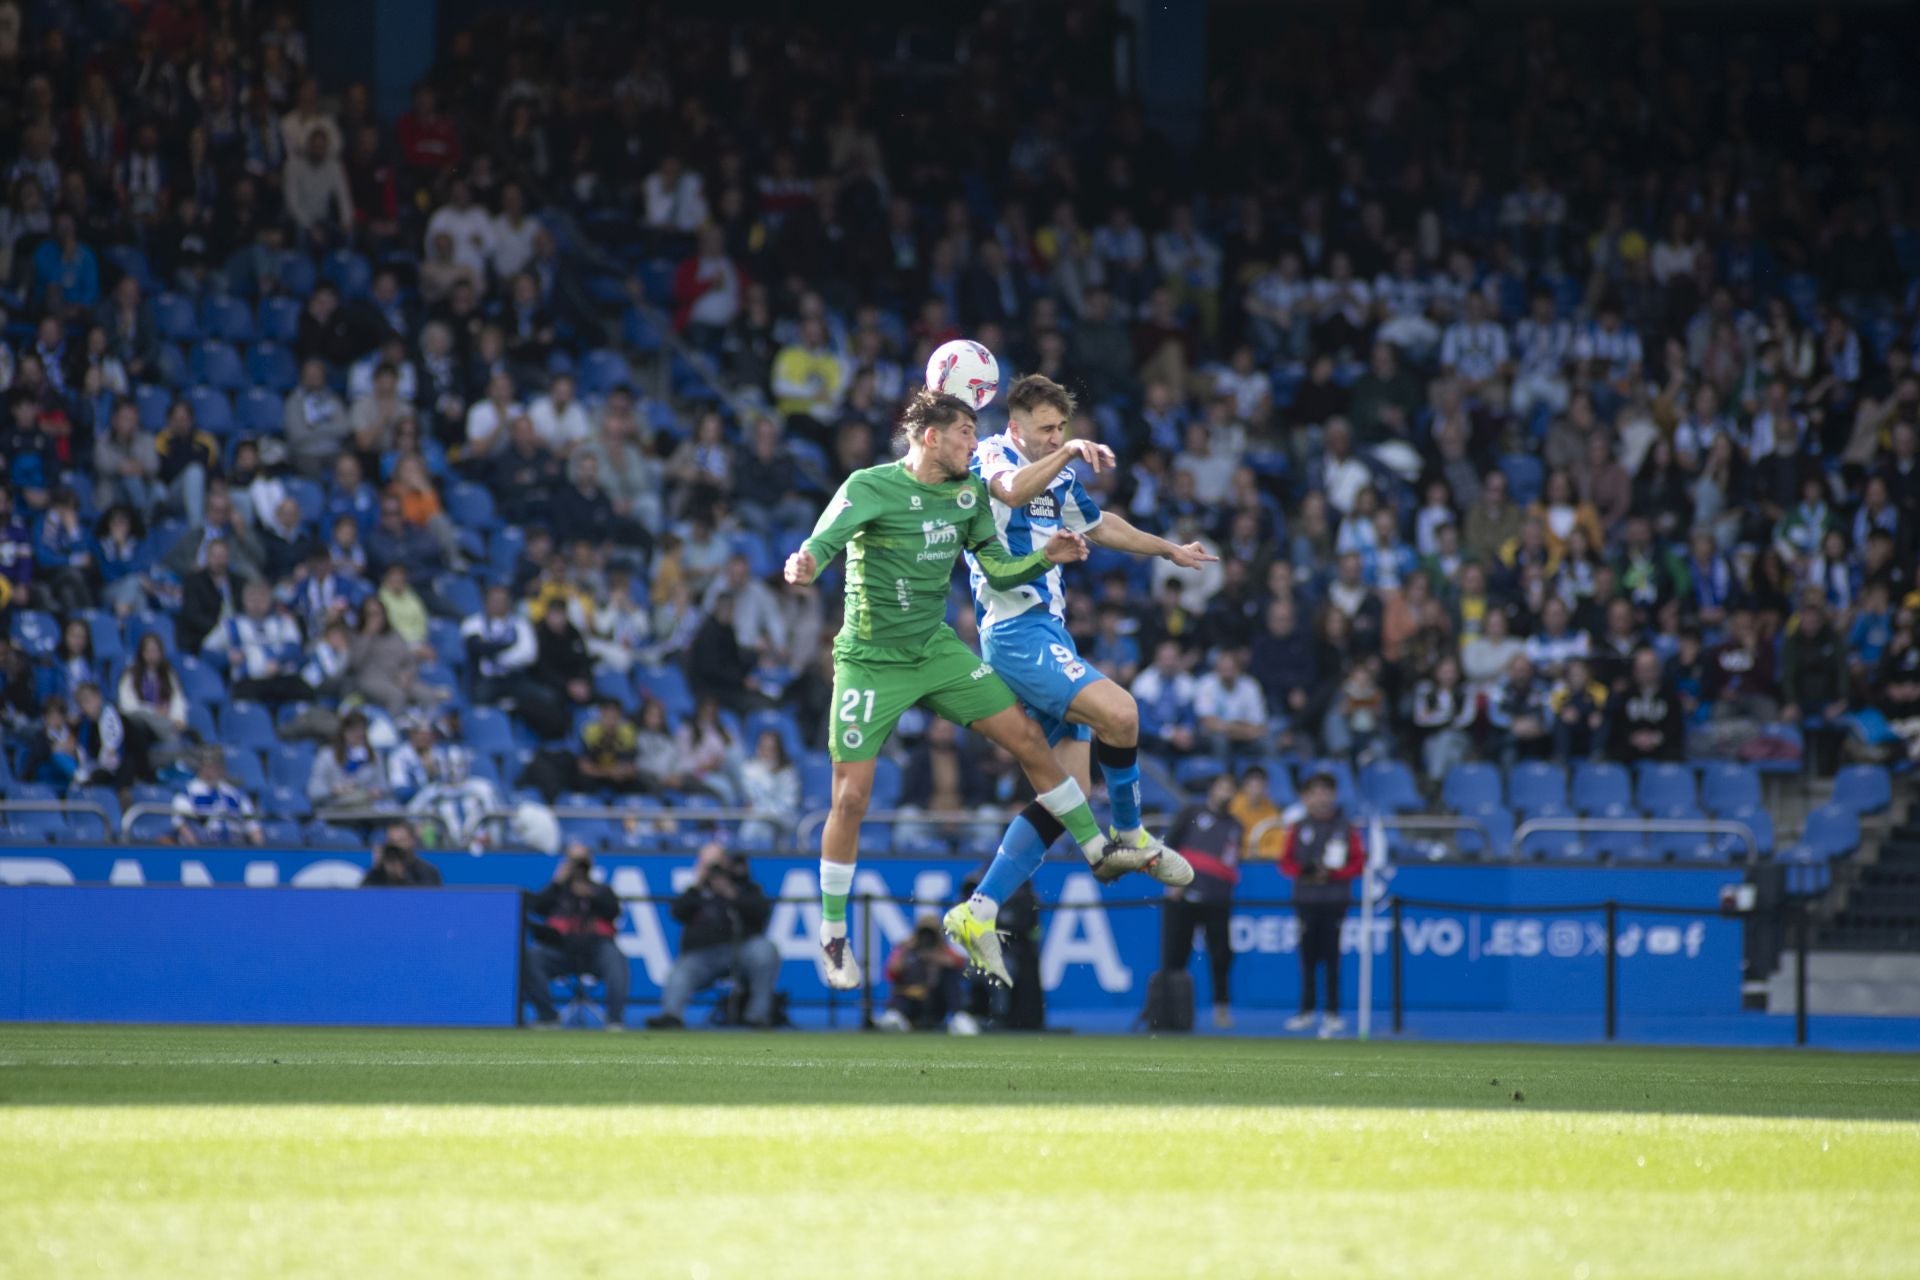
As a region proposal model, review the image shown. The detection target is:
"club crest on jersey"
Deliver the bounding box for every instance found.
[909,495,922,509]
[956,488,977,510]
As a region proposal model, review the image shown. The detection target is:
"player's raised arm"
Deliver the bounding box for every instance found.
[1085,510,1219,568]
[960,479,1062,590]
[983,439,1115,509]
[788,474,869,584]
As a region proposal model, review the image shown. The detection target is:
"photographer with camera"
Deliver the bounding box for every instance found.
[523,841,630,1030]
[361,824,443,886]
[1280,770,1367,1039]
[646,842,780,1030]
[877,913,980,1035]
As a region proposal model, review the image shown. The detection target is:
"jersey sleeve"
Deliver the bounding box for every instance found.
[973,440,1020,497]
[962,479,1051,590]
[1062,474,1104,534]
[800,472,871,568]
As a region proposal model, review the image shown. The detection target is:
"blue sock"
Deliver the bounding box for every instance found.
[1097,741,1143,832]
[974,813,1056,907]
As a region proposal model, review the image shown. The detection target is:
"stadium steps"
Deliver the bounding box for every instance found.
[1815,826,1920,953]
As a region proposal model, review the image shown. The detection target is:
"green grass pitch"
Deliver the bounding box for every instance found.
[3,1027,1917,1279]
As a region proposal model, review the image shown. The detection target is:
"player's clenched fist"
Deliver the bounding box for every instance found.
[1043,529,1089,564]
[784,549,818,585]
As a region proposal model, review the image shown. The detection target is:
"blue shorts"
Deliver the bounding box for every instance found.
[980,612,1103,747]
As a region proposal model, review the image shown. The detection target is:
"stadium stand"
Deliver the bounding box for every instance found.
[0,1,1911,904]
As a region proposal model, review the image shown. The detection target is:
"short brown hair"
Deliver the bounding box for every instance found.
[893,388,976,451]
[1005,374,1076,423]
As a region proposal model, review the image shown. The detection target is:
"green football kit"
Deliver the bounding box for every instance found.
[801,460,1052,762]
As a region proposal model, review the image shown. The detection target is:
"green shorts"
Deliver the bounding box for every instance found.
[827,628,1018,762]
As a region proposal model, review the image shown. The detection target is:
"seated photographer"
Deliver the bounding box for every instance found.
[524,842,630,1030]
[361,836,443,886]
[877,913,980,1035]
[646,842,780,1030]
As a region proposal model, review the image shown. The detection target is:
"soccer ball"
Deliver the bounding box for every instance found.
[926,339,1000,410]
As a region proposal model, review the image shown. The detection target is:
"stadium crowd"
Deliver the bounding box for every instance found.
[1,2,1918,850]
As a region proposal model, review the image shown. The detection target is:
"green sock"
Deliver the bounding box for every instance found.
[820,859,854,925]
[1037,780,1103,849]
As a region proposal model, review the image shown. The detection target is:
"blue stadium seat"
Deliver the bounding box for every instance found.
[433,573,483,619]
[103,245,153,290]
[157,342,189,386]
[10,610,59,659]
[1718,807,1775,858]
[1635,763,1697,814]
[1830,765,1891,815]
[1300,760,1356,809]
[237,387,282,434]
[176,655,227,707]
[1498,453,1544,506]
[578,349,634,396]
[1457,807,1514,859]
[591,669,633,709]
[222,746,267,795]
[1174,756,1227,788]
[283,477,325,526]
[186,386,233,434]
[1520,823,1589,862]
[1443,762,1501,814]
[1572,763,1632,815]
[202,295,255,343]
[323,249,372,298]
[258,820,304,846]
[192,340,248,392]
[489,526,527,580]
[744,709,805,764]
[186,702,219,742]
[248,340,297,392]
[302,822,368,852]
[1259,759,1297,808]
[221,700,276,752]
[465,706,517,757]
[259,295,302,343]
[1802,805,1861,859]
[263,784,312,820]
[1701,762,1762,816]
[871,756,902,810]
[136,383,172,430]
[1507,762,1566,814]
[633,665,694,721]
[446,482,496,529]
[1360,760,1420,814]
[428,618,466,671]
[270,742,317,790]
[79,610,126,665]
[1780,845,1830,895]
[155,292,200,342]
[799,752,833,809]
[69,786,123,837]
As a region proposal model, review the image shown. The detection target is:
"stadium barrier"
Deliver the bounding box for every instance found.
[1510,816,1762,862]
[0,800,117,840]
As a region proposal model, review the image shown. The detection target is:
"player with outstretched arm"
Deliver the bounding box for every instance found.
[943,374,1213,982]
[783,390,1165,990]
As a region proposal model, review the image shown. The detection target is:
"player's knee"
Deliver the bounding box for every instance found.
[830,774,873,816]
[1102,694,1140,746]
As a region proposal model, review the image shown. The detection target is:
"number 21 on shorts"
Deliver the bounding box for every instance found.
[838,688,876,750]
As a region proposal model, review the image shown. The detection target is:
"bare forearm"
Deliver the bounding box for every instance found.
[991,447,1078,508]
[1086,512,1176,558]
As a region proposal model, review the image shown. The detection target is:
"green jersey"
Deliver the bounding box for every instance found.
[802,460,1052,652]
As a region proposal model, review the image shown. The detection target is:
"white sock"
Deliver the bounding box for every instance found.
[967,893,999,924]
[819,860,856,896]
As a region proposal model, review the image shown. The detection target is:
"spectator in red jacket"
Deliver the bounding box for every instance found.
[396,84,461,175]
[1280,771,1366,1038]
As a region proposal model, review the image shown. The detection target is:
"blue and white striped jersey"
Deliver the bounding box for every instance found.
[965,431,1104,631]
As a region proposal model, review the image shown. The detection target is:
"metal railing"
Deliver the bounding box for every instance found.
[1243,813,1494,859]
[1511,816,1761,863]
